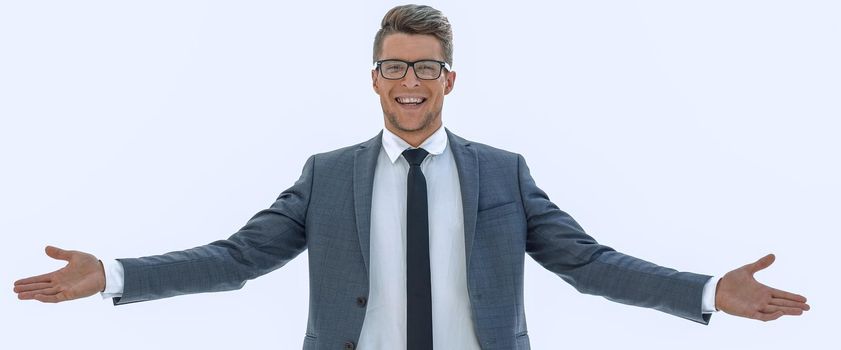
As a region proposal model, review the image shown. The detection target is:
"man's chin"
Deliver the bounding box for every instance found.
[387,114,435,133]
[395,123,429,133]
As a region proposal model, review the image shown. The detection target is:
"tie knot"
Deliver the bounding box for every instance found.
[402,148,429,166]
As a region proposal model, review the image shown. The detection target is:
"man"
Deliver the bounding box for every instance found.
[14,4,809,350]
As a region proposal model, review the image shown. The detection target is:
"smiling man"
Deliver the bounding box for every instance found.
[14,4,809,350]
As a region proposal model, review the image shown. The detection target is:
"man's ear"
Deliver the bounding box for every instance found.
[444,70,456,95]
[372,69,380,94]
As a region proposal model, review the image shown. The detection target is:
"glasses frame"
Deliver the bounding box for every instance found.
[375,59,451,80]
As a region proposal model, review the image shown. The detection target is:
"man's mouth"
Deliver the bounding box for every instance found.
[395,96,427,105]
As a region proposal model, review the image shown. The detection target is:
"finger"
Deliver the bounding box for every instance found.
[45,245,72,261]
[770,297,811,310]
[13,282,52,293]
[761,305,804,316]
[771,288,807,303]
[33,293,68,303]
[753,310,784,322]
[18,286,61,300]
[745,253,775,274]
[14,272,53,286]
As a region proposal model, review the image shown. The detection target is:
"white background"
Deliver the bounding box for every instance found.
[1,1,838,349]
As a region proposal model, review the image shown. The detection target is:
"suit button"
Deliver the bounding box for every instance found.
[356,296,367,307]
[343,341,355,350]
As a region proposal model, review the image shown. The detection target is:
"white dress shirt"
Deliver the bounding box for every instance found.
[101,125,719,347]
[356,125,480,349]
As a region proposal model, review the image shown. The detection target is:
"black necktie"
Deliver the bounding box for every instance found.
[403,148,432,350]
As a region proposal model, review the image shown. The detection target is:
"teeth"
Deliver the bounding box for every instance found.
[397,97,425,104]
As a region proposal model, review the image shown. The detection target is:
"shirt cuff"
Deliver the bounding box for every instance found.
[100,259,125,299]
[701,275,720,313]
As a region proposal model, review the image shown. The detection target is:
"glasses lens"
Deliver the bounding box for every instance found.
[380,60,408,79]
[414,61,442,79]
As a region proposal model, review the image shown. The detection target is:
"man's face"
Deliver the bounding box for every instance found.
[372,33,456,141]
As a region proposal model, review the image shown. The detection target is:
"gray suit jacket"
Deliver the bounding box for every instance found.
[114,129,712,349]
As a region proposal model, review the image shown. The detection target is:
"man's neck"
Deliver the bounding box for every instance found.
[386,131,426,148]
[385,125,440,148]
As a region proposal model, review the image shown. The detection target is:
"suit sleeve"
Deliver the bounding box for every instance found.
[517,154,712,324]
[113,155,314,305]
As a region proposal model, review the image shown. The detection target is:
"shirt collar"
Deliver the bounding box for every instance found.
[382,125,448,164]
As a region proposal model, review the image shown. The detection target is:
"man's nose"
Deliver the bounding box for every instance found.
[401,67,421,87]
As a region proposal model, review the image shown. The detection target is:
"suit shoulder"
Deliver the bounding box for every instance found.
[470,140,520,158]
[307,134,379,165]
[453,134,522,164]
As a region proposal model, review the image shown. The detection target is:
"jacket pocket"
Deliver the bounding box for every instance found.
[477,201,518,220]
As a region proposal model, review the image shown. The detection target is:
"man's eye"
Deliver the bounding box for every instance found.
[416,62,438,72]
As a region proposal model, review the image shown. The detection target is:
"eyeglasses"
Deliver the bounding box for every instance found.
[375,59,451,80]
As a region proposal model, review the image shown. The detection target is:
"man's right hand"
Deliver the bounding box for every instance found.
[13,246,106,303]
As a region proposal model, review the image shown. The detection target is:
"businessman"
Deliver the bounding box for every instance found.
[14,4,809,350]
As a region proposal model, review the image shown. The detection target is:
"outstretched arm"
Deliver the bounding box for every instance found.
[715,254,809,321]
[14,246,105,303]
[15,155,314,305]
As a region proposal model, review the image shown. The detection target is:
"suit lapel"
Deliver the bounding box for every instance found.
[446,128,479,264]
[354,129,478,276]
[353,131,382,279]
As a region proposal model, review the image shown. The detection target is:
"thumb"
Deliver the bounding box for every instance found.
[45,245,72,261]
[745,253,775,274]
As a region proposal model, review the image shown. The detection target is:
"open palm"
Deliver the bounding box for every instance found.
[13,246,105,303]
[716,254,809,321]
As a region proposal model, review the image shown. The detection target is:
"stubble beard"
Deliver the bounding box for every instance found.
[385,107,440,134]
